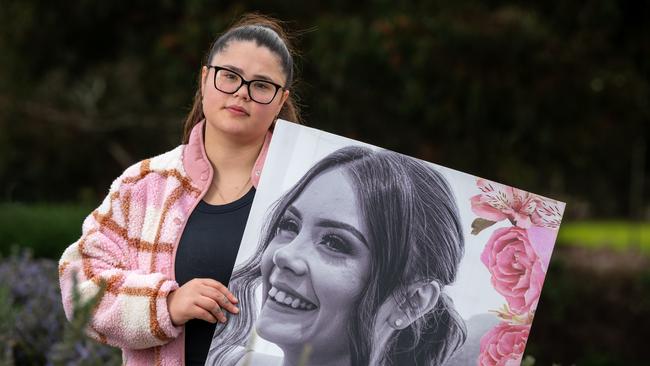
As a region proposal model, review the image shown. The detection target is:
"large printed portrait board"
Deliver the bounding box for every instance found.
[206,120,565,366]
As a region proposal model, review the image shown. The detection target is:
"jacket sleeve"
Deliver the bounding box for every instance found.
[58,163,183,350]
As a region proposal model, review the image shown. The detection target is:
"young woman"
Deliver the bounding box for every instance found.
[58,14,301,366]
[208,146,468,366]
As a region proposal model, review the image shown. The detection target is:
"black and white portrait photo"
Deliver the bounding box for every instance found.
[205,121,564,366]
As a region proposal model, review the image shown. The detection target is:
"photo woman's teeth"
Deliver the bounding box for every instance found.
[268,286,317,310]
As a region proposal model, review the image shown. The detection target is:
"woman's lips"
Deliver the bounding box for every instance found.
[225,105,249,116]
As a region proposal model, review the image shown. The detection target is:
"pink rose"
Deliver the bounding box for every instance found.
[478,322,530,366]
[481,227,545,314]
[471,179,563,229]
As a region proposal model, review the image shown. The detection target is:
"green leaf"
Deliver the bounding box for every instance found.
[471,218,497,235]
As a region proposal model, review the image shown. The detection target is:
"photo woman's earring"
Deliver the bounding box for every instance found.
[388,309,408,330]
[388,281,441,330]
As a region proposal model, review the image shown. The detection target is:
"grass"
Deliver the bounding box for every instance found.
[557,220,650,252]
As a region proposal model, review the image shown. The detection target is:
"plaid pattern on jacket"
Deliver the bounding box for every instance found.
[58,120,271,365]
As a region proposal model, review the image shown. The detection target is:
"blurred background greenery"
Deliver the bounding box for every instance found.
[0,0,648,365]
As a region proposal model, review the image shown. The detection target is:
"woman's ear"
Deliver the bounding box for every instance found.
[387,280,441,330]
[277,89,290,114]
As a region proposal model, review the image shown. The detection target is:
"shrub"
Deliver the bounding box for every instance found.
[0,203,93,260]
[0,249,120,365]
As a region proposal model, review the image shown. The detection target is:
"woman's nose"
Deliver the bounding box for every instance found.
[272,239,308,276]
[233,83,251,101]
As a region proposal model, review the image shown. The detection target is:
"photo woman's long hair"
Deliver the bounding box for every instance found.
[207,146,467,366]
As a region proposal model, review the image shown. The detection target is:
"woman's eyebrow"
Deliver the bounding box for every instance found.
[287,205,302,219]
[222,64,274,82]
[317,219,369,248]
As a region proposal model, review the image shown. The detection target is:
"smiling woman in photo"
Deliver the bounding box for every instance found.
[207,145,467,366]
[256,164,372,365]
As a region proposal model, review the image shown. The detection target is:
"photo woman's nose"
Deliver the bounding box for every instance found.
[272,240,308,276]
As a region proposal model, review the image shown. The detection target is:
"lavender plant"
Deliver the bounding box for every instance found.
[0,284,16,366]
[0,249,121,365]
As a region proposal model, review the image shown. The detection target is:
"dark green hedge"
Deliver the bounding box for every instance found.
[0,203,92,259]
[527,246,650,365]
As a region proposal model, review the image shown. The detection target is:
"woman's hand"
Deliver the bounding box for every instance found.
[167,278,239,326]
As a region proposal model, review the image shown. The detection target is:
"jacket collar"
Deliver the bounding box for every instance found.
[182,120,272,190]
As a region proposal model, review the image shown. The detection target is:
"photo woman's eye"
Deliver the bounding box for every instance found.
[319,234,353,254]
[276,216,299,238]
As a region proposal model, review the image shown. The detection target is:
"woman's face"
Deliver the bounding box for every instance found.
[257,168,371,358]
[201,40,289,142]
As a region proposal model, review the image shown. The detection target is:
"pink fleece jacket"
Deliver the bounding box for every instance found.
[58,121,272,365]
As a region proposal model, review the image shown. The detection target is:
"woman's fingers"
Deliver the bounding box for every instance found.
[194,307,218,324]
[168,279,240,325]
[200,281,240,314]
[217,293,240,314]
[201,279,239,304]
[195,296,227,323]
[201,286,240,315]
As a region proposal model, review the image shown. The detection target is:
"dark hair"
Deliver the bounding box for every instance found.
[182,13,301,143]
[207,146,467,365]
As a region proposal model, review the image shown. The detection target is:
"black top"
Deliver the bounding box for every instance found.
[174,187,255,366]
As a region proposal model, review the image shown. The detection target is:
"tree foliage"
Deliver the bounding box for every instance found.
[0,0,647,217]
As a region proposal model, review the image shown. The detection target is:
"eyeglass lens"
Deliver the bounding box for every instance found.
[214,69,278,104]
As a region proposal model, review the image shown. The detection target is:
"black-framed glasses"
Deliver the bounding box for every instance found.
[207,65,285,104]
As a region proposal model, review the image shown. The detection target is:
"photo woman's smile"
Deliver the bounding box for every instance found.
[257,168,371,356]
[267,277,319,311]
